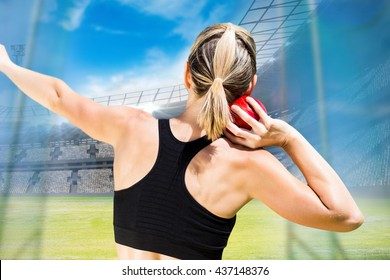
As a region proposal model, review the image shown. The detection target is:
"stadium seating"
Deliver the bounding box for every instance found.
[22,147,53,162]
[28,170,72,194]
[0,49,388,196]
[77,169,114,193]
[95,144,114,158]
[58,145,90,160]
[0,171,34,194]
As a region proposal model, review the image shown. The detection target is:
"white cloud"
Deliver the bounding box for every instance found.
[171,4,229,41]
[39,0,58,23]
[76,46,190,100]
[60,0,91,31]
[115,0,228,41]
[77,0,234,101]
[91,24,128,35]
[117,0,206,20]
[73,0,233,100]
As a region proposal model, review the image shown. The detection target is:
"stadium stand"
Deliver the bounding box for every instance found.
[77,169,114,193]
[336,120,390,189]
[0,171,34,194]
[58,144,90,160]
[0,139,114,194]
[28,170,72,194]
[22,147,53,162]
[0,0,388,197]
[95,143,114,158]
[0,146,25,163]
[0,172,4,191]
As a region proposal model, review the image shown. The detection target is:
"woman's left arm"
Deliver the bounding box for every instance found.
[0,44,135,146]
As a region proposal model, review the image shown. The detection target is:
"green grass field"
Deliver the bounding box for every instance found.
[0,196,389,260]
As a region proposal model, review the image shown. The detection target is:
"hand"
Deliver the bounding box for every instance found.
[0,44,12,71]
[224,97,294,149]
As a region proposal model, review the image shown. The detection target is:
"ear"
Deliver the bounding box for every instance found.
[244,75,257,96]
[184,61,192,89]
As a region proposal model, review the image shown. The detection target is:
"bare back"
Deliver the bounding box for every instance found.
[112,112,256,259]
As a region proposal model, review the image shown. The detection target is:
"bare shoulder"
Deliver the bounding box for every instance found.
[110,105,153,126]
[125,107,157,130]
[212,138,274,169]
[210,139,285,194]
[104,106,157,148]
[118,108,158,142]
[237,146,287,184]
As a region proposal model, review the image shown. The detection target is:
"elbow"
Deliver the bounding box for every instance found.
[333,210,364,232]
[344,213,364,232]
[353,212,365,229]
[48,78,65,112]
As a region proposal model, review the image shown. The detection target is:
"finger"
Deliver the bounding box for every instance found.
[226,120,257,139]
[224,133,246,146]
[224,128,261,148]
[225,122,241,137]
[231,104,261,130]
[231,105,269,136]
[226,121,251,137]
[224,127,246,143]
[246,97,271,128]
[223,128,243,143]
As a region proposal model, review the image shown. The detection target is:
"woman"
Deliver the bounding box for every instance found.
[0,23,363,260]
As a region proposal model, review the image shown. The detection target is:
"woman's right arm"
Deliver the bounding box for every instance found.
[0,44,137,146]
[226,97,364,232]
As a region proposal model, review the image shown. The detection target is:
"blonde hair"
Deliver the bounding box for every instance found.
[188,23,257,141]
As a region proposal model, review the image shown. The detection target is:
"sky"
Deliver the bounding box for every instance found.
[0,0,252,107]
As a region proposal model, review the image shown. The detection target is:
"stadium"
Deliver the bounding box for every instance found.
[0,0,389,260]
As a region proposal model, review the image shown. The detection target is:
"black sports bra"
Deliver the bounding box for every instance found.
[113,119,236,259]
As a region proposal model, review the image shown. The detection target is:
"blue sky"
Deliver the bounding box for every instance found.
[0,0,252,106]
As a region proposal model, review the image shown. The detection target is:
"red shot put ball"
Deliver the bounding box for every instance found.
[229,96,267,130]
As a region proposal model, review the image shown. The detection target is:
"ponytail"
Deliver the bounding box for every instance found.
[198,78,231,141]
[197,25,236,141]
[188,23,257,141]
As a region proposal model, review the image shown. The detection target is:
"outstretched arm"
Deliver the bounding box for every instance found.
[225,97,364,232]
[0,44,136,146]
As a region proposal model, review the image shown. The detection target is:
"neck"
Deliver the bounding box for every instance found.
[176,92,203,124]
[171,92,206,140]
